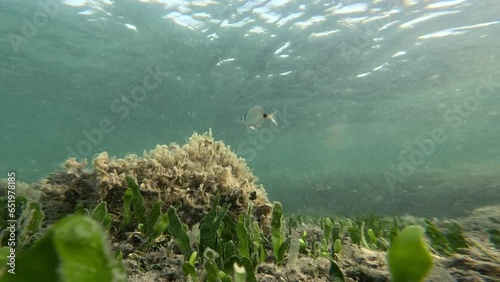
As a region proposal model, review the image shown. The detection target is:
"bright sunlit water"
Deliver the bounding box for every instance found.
[1,0,499,217]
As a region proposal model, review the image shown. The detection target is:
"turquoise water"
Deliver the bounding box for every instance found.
[1,0,499,216]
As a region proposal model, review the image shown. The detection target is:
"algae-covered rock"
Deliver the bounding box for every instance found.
[37,129,272,230]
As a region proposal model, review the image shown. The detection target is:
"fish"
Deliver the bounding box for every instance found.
[241,105,278,130]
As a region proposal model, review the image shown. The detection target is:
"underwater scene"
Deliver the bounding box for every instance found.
[0,0,499,281]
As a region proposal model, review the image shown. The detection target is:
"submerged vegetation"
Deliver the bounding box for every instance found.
[1,130,499,281]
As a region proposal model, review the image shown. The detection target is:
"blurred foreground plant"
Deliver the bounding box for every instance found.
[388,226,433,282]
[0,215,126,282]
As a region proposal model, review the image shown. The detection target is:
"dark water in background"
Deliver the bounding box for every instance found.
[1,0,499,217]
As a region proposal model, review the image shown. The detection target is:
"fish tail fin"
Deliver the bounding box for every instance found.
[267,111,278,127]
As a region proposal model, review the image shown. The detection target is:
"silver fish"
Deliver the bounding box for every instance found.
[241,105,278,130]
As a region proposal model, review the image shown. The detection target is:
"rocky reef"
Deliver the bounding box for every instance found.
[37,129,272,230]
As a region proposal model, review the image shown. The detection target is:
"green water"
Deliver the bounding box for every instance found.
[1,0,499,217]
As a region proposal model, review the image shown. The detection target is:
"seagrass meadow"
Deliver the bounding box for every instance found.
[0,131,499,281]
[1,0,500,281]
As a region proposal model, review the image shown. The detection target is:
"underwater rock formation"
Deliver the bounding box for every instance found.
[37,129,272,230]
